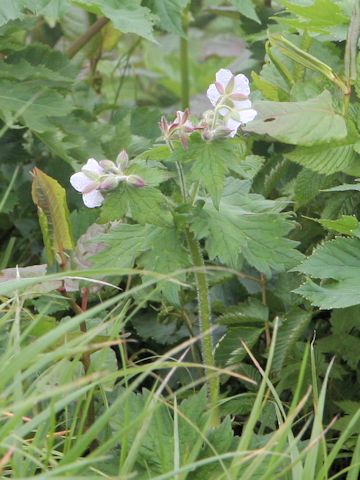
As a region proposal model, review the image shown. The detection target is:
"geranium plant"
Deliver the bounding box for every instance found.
[67,68,301,424]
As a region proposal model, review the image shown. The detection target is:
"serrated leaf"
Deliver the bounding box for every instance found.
[294,168,326,206]
[244,91,347,146]
[173,137,246,208]
[286,139,360,176]
[294,237,360,308]
[316,215,360,236]
[324,182,360,192]
[92,223,189,304]
[147,0,185,35]
[139,226,190,304]
[215,326,262,366]
[110,389,174,473]
[191,416,235,479]
[0,80,73,132]
[0,0,68,26]
[273,307,312,374]
[191,178,302,275]
[218,298,268,326]
[75,0,155,42]
[100,184,171,226]
[91,223,149,269]
[278,0,348,29]
[31,168,73,265]
[229,0,261,24]
[5,43,77,84]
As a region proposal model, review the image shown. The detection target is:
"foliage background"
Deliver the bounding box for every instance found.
[0,0,359,478]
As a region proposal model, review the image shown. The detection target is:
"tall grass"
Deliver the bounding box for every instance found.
[0,270,359,479]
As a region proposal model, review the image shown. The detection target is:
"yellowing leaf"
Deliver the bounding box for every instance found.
[31,168,73,265]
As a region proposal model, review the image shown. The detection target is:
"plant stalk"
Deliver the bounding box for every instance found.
[67,16,109,59]
[180,13,190,109]
[185,229,219,426]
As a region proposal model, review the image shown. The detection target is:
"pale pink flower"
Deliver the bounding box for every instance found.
[70,153,145,208]
[70,158,105,208]
[207,69,257,134]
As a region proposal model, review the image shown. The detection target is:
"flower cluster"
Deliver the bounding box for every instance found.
[159,68,257,145]
[71,69,256,207]
[70,150,144,208]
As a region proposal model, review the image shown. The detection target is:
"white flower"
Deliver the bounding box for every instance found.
[206,68,257,134]
[70,158,105,208]
[70,153,146,208]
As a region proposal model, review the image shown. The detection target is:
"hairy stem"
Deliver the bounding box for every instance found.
[186,230,219,426]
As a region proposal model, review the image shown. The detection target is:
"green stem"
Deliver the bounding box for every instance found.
[185,229,219,426]
[180,16,189,109]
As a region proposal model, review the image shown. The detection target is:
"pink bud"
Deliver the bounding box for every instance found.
[126,174,145,188]
[116,150,129,171]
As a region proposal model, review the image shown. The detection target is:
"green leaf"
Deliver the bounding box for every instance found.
[100,184,171,226]
[215,325,263,366]
[286,138,360,176]
[138,226,190,304]
[294,168,326,206]
[191,178,302,275]
[31,168,73,265]
[324,182,360,192]
[75,0,155,41]
[147,0,185,35]
[278,0,348,29]
[316,215,360,236]
[3,43,77,85]
[91,224,149,269]
[294,237,360,308]
[229,0,261,24]
[0,80,72,132]
[173,137,246,208]
[218,298,268,326]
[92,224,189,304]
[244,91,347,146]
[110,389,174,474]
[273,307,312,374]
[0,0,68,26]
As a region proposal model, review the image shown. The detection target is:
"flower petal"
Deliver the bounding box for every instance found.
[207,84,221,106]
[232,99,252,111]
[83,158,104,175]
[225,117,241,137]
[215,68,233,89]
[70,172,94,193]
[238,108,257,124]
[234,74,250,97]
[82,189,104,208]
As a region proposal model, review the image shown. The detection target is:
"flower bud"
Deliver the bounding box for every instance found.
[99,175,120,191]
[116,150,129,171]
[99,159,117,172]
[126,174,145,188]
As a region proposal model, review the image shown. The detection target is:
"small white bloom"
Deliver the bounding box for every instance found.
[70,153,145,208]
[206,69,257,132]
[70,158,105,208]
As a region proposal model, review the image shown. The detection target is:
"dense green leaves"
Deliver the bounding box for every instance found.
[173,136,246,208]
[245,91,347,146]
[191,178,302,275]
[229,0,261,24]
[100,184,171,226]
[0,80,73,132]
[286,137,360,175]
[294,237,360,308]
[75,0,156,41]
